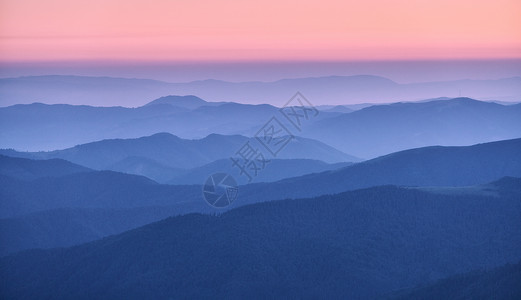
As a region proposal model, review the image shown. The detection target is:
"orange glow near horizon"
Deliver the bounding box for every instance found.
[0,0,520,61]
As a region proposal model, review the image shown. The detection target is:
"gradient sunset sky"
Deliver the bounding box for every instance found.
[1,0,520,62]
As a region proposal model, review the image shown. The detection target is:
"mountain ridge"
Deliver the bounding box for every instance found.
[1,138,520,255]
[2,75,520,107]
[2,96,520,154]
[303,97,521,157]
[0,132,358,182]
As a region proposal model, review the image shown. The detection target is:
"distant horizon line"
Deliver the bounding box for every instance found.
[2,59,521,85]
[2,73,520,84]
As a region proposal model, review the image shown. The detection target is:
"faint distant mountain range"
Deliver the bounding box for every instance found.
[0,94,344,151]
[1,95,520,158]
[0,95,286,150]
[1,75,520,107]
[0,133,358,182]
[303,97,521,158]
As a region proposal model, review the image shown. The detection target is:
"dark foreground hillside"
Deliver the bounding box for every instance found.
[1,179,520,299]
[391,261,521,300]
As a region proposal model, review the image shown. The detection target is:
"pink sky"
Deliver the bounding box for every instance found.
[1,0,520,61]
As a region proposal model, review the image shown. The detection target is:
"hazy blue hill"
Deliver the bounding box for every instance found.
[106,156,185,183]
[317,103,376,111]
[2,94,520,156]
[0,170,203,218]
[0,154,91,180]
[0,95,289,151]
[1,133,245,169]
[1,140,520,255]
[0,133,357,182]
[391,261,521,300]
[0,170,208,254]
[0,101,188,150]
[169,158,352,185]
[2,139,519,216]
[0,154,211,255]
[235,138,521,205]
[283,136,360,163]
[0,98,345,152]
[321,105,354,113]
[144,95,210,109]
[0,75,176,107]
[51,133,245,169]
[2,138,519,217]
[304,97,521,158]
[0,206,200,257]
[191,101,277,116]
[1,181,520,299]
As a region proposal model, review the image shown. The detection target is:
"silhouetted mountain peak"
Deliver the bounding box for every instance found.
[61,133,185,156]
[144,95,208,109]
[0,154,91,180]
[200,133,246,142]
[144,132,182,141]
[368,137,521,162]
[450,97,479,102]
[381,97,498,110]
[319,97,513,133]
[434,97,504,107]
